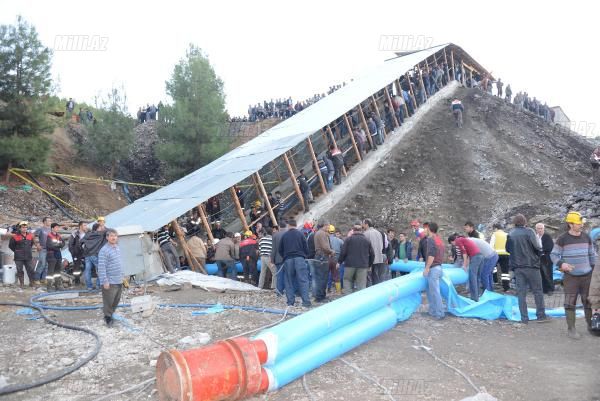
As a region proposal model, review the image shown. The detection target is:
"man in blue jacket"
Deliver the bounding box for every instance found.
[279,219,311,308]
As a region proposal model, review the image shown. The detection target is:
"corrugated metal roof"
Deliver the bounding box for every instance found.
[105,43,459,232]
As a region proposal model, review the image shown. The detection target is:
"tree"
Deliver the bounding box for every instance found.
[157,45,229,180]
[0,16,53,180]
[84,87,134,176]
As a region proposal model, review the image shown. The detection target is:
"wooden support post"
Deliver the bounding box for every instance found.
[395,79,409,117]
[450,50,456,81]
[384,87,400,129]
[343,113,362,162]
[283,153,305,211]
[288,150,299,175]
[198,204,214,243]
[417,64,428,101]
[270,160,282,184]
[306,137,327,195]
[230,187,249,232]
[443,48,450,82]
[405,73,417,110]
[357,105,375,149]
[370,95,387,138]
[172,220,207,274]
[326,125,347,176]
[254,172,277,228]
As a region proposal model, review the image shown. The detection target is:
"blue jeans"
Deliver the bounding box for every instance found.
[326,172,334,191]
[306,259,318,293]
[468,254,485,301]
[85,256,100,289]
[480,254,499,292]
[426,265,444,318]
[284,257,311,306]
[35,249,48,280]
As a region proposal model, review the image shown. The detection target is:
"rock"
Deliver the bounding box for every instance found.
[149,359,157,367]
[60,357,75,366]
[178,333,211,347]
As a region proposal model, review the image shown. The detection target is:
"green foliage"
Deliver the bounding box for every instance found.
[157,45,229,180]
[0,16,53,172]
[82,87,134,176]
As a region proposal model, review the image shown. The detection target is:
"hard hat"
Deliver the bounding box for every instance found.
[233,232,241,237]
[565,211,584,224]
[303,221,313,229]
[18,221,28,226]
[254,200,262,207]
[328,224,335,234]
[244,230,253,237]
[97,216,105,222]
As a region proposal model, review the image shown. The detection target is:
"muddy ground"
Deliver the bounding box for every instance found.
[0,282,598,401]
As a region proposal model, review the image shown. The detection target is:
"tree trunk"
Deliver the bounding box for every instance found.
[4,161,12,184]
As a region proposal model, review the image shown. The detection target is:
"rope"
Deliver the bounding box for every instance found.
[339,357,397,401]
[10,168,162,188]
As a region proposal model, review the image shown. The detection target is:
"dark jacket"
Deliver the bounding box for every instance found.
[68,230,85,259]
[46,232,65,261]
[540,233,554,255]
[506,227,541,270]
[271,228,287,265]
[9,233,34,261]
[279,228,308,261]
[338,232,375,268]
[81,231,107,258]
[239,238,259,260]
[395,240,413,260]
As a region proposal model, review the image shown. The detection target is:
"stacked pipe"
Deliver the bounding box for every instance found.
[156,267,468,400]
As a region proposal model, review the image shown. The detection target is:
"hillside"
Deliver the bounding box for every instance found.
[325,87,597,235]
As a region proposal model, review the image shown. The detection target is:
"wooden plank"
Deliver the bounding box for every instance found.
[357,105,374,149]
[306,137,327,195]
[326,125,347,176]
[384,87,399,128]
[198,203,214,243]
[370,95,387,138]
[230,187,249,232]
[343,113,362,162]
[283,153,305,211]
[254,172,278,227]
[172,219,207,274]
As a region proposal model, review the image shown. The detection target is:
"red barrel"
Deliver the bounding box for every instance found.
[156,337,269,401]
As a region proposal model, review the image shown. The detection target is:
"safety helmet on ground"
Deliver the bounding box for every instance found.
[328,224,335,234]
[565,211,585,225]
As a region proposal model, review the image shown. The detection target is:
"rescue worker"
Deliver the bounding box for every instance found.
[451,98,464,128]
[239,230,259,285]
[551,212,596,339]
[68,221,88,284]
[8,221,35,287]
[489,223,510,291]
[46,223,66,291]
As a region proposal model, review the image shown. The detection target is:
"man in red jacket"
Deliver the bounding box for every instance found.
[9,221,36,287]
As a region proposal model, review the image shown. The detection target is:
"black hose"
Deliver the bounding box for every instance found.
[0,302,102,396]
[25,172,77,221]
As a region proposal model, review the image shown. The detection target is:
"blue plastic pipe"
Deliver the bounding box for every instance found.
[254,267,467,365]
[205,260,262,275]
[390,260,456,272]
[591,227,600,242]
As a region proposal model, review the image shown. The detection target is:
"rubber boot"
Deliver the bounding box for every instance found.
[566,309,581,340]
[46,278,55,293]
[584,308,593,333]
[55,276,64,291]
[335,282,342,295]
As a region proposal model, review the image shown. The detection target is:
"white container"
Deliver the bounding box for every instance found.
[2,265,16,285]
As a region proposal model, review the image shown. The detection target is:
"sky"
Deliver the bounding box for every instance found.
[1,0,598,137]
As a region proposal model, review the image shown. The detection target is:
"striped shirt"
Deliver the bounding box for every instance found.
[550,232,596,276]
[98,243,124,285]
[258,235,273,257]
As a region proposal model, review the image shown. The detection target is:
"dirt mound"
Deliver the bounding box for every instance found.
[325,87,596,235]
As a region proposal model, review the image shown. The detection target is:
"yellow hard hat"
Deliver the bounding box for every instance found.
[18,221,28,227]
[244,230,253,237]
[328,224,335,234]
[254,200,262,207]
[565,211,584,224]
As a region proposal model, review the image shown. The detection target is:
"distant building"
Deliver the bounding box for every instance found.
[551,106,571,130]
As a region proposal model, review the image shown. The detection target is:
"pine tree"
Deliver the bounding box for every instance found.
[0,16,53,180]
[157,45,229,180]
[84,87,134,177]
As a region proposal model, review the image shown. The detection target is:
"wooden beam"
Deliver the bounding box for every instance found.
[395,79,410,117]
[283,153,305,211]
[254,172,277,227]
[370,95,387,138]
[450,50,456,81]
[198,203,214,243]
[343,113,362,162]
[443,48,450,83]
[384,87,400,129]
[306,136,327,195]
[326,125,347,176]
[357,104,375,149]
[270,160,282,184]
[171,220,207,274]
[230,186,249,232]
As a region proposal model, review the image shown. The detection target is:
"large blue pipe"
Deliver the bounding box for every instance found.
[390,260,456,272]
[205,260,262,275]
[254,267,467,365]
[592,227,600,242]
